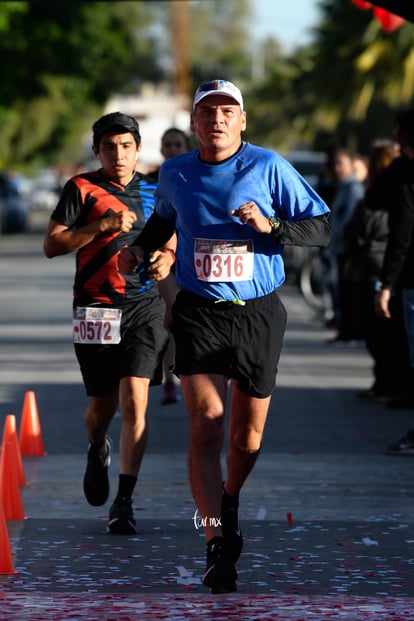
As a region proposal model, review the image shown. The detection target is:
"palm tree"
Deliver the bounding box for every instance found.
[298,0,414,148]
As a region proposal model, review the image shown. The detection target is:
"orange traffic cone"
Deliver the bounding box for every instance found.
[0,501,16,574]
[0,440,25,520]
[19,391,46,456]
[2,414,26,486]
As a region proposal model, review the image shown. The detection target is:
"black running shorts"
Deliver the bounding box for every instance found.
[74,296,168,397]
[171,289,287,398]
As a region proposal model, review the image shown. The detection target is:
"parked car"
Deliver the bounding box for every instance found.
[28,168,64,212]
[0,172,30,234]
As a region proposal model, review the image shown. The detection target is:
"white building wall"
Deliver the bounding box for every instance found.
[104,84,191,172]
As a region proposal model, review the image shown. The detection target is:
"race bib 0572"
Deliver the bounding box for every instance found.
[73,307,122,344]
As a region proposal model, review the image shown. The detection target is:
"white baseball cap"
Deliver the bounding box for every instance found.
[192,79,244,111]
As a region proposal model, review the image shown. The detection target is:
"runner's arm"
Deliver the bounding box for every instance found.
[131,212,177,253]
[43,210,137,258]
[271,214,330,247]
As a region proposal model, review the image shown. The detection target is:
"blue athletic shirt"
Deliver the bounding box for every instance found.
[155,142,329,301]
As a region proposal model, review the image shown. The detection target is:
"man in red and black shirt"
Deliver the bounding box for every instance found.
[44,112,176,534]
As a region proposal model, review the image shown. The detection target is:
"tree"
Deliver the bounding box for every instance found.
[246,0,414,154]
[0,0,258,170]
[150,0,253,93]
[0,1,163,168]
[308,0,414,149]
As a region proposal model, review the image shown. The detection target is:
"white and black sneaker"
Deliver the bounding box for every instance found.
[83,436,112,506]
[202,536,237,594]
[107,497,137,534]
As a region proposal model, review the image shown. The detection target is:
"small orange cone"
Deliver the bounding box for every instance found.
[19,390,46,456]
[0,501,16,574]
[0,441,25,520]
[2,414,26,486]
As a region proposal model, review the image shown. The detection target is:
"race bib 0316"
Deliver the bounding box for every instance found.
[194,238,254,282]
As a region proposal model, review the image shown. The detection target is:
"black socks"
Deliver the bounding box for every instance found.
[222,486,239,510]
[114,474,137,503]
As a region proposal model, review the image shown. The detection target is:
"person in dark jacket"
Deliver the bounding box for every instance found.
[375,109,414,455]
[324,148,365,340]
[343,139,412,401]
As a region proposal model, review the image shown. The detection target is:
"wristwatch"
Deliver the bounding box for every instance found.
[268,216,279,229]
[268,216,282,239]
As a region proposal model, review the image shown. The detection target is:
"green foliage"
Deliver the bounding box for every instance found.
[246,0,414,154]
[0,0,255,171]
[2,0,414,170]
[0,2,27,32]
[0,0,163,169]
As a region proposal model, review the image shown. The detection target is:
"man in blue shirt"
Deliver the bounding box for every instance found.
[119,80,330,593]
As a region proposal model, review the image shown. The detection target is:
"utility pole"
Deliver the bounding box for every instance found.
[170,1,190,96]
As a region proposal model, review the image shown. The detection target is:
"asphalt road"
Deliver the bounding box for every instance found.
[0,231,413,620]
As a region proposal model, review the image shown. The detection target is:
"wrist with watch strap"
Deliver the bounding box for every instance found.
[267,216,283,240]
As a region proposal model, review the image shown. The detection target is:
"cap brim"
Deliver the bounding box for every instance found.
[193,91,242,110]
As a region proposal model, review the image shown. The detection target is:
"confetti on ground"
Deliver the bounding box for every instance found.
[0,593,413,620]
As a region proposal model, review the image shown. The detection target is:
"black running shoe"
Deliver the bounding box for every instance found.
[83,437,111,506]
[221,492,243,563]
[107,497,137,534]
[385,429,414,456]
[202,536,237,594]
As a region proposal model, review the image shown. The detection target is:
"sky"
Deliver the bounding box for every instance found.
[253,0,322,51]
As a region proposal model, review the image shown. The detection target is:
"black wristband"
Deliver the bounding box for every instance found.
[131,212,176,252]
[268,217,283,241]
